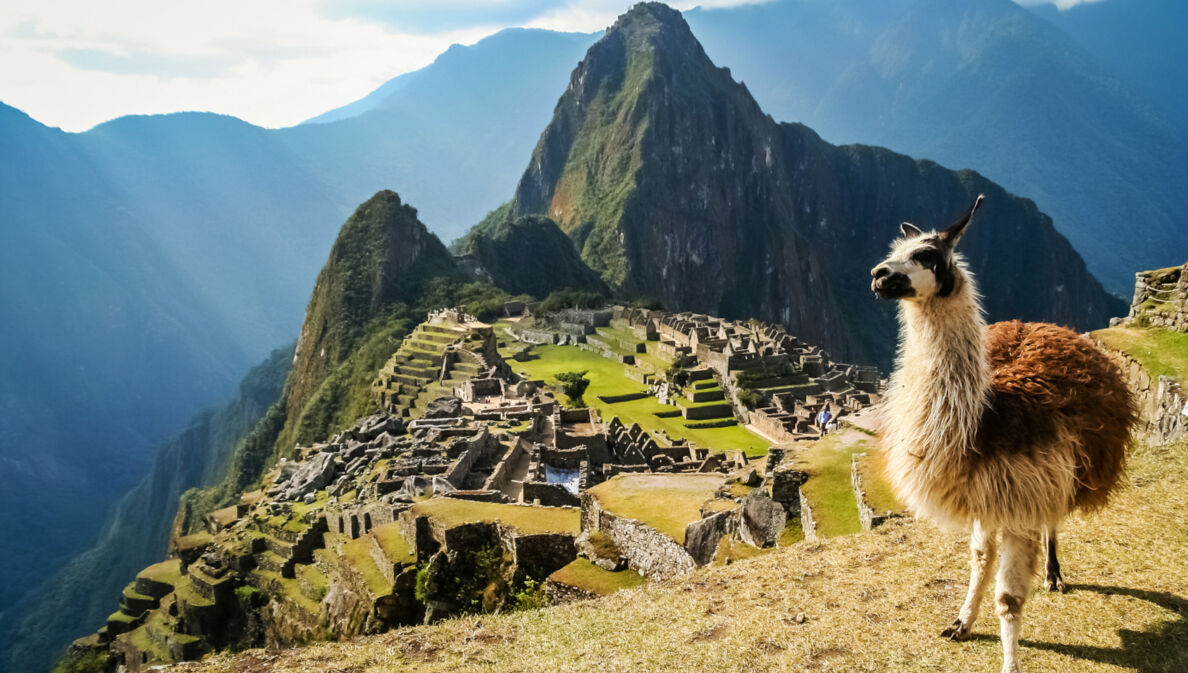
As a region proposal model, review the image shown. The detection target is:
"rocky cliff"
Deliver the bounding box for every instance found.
[509,2,1123,365]
[453,208,608,299]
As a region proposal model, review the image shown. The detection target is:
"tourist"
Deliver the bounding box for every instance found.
[816,404,832,435]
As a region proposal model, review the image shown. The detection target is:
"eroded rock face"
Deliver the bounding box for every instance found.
[737,491,786,548]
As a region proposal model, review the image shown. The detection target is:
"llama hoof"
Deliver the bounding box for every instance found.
[1045,575,1067,593]
[941,619,972,641]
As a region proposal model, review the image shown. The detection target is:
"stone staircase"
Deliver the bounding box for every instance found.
[373,322,470,418]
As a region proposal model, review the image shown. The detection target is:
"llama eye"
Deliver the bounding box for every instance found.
[911,250,938,266]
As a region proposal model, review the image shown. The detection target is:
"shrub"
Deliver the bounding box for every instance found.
[512,578,547,611]
[737,388,763,409]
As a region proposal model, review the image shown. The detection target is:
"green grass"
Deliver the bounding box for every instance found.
[254,569,322,615]
[410,499,579,535]
[587,474,723,543]
[107,610,136,624]
[137,559,182,587]
[372,523,415,566]
[507,345,767,456]
[296,563,330,601]
[173,577,213,608]
[341,536,393,596]
[548,558,646,595]
[778,519,804,546]
[1094,327,1188,380]
[798,435,868,539]
[854,452,903,515]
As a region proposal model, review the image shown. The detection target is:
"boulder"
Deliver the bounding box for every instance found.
[425,397,463,419]
[575,530,627,571]
[684,510,734,565]
[279,451,338,501]
[737,491,786,548]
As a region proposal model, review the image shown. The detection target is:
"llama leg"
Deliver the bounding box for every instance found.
[996,529,1040,673]
[942,520,997,641]
[1043,528,1066,593]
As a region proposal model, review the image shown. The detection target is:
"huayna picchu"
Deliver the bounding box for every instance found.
[43,4,1167,673]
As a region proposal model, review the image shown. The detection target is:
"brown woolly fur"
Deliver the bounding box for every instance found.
[982,321,1134,512]
[871,195,1136,673]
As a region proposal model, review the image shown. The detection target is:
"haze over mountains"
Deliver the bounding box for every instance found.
[0,1,1182,670]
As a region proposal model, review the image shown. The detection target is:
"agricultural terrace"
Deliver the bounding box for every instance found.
[587,473,723,543]
[498,342,768,456]
[1093,327,1188,380]
[797,433,901,539]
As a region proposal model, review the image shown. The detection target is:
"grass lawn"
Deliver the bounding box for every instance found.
[137,559,182,587]
[549,558,646,595]
[587,474,723,543]
[341,536,393,596]
[797,435,870,539]
[1093,327,1188,380]
[410,499,580,535]
[371,523,415,566]
[507,345,767,456]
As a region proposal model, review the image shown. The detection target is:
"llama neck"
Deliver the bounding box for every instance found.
[886,280,989,461]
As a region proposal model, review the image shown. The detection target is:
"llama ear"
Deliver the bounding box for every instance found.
[900,222,924,239]
[942,194,984,246]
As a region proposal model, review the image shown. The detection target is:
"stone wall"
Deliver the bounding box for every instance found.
[850,453,900,531]
[483,438,528,492]
[799,487,818,543]
[1124,263,1188,332]
[1095,340,1186,447]
[580,492,696,580]
[523,481,580,508]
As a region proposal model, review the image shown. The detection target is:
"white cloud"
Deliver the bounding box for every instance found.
[1014,0,1107,10]
[0,0,768,132]
[0,0,496,131]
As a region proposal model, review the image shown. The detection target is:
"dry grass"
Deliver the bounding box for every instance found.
[587,474,723,543]
[168,441,1188,673]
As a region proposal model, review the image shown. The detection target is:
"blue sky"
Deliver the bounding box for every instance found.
[0,0,1102,132]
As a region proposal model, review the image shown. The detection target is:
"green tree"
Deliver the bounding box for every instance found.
[555,370,591,406]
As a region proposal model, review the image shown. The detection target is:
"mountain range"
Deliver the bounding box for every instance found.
[0,1,1180,670]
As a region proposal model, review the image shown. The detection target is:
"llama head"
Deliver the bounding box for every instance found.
[870,194,984,301]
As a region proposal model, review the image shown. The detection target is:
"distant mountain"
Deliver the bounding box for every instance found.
[506,2,1121,364]
[0,347,290,673]
[682,0,1188,294]
[1029,0,1188,132]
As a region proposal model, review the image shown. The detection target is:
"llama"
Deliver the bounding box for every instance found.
[870,195,1135,673]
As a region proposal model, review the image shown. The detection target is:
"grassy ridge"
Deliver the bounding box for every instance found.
[1094,327,1188,380]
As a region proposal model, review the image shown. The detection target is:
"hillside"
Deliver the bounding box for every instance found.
[508,2,1121,364]
[165,436,1188,673]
